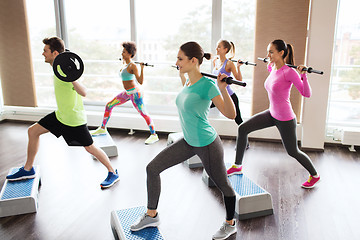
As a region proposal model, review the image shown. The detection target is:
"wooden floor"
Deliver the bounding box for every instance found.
[0,121,360,240]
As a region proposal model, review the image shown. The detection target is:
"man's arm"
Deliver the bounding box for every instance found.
[72,80,87,97]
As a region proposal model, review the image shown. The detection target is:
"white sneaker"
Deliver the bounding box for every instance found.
[90,127,107,136]
[145,134,159,145]
[213,221,237,240]
[130,213,160,231]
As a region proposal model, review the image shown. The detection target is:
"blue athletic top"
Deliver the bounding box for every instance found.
[119,63,135,81]
[212,59,234,95]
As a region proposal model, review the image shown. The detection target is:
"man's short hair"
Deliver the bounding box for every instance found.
[42,37,65,53]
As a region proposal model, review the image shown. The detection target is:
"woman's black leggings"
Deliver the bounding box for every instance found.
[211,93,243,125]
[235,110,317,176]
[230,93,243,125]
[146,136,236,220]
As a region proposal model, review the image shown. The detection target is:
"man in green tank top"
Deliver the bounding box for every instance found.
[6,37,119,189]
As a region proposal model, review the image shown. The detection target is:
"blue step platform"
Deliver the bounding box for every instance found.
[202,168,273,220]
[92,132,118,158]
[167,132,202,168]
[111,206,165,240]
[0,166,41,218]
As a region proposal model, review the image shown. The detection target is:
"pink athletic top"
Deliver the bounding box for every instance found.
[264,64,311,121]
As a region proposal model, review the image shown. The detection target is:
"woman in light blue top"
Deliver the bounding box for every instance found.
[130,42,238,240]
[91,41,159,145]
[212,39,244,125]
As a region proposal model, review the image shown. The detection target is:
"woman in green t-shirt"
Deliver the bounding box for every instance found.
[130,42,238,240]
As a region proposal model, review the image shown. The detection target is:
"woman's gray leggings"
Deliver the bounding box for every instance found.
[146,136,236,220]
[235,110,317,176]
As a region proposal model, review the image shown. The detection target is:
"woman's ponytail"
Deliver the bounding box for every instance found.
[286,44,294,65]
[228,41,236,60]
[203,53,211,60]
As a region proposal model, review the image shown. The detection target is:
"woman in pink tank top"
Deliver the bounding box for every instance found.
[227,39,320,189]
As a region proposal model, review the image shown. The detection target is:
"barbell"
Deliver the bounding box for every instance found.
[257,57,324,75]
[231,59,257,66]
[118,58,154,67]
[171,65,246,87]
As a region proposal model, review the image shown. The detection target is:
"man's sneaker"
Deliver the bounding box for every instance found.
[226,165,243,176]
[145,134,159,145]
[213,221,237,240]
[130,212,160,231]
[90,127,107,136]
[302,175,320,189]
[6,167,36,181]
[100,170,119,189]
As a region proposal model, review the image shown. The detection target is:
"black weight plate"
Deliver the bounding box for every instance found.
[52,51,84,82]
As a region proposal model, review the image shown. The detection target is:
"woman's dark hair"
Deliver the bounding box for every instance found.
[42,37,65,53]
[180,41,211,65]
[271,39,294,65]
[219,40,235,60]
[122,41,137,58]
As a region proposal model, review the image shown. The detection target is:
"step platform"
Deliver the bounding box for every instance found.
[202,169,273,220]
[92,132,118,157]
[0,166,41,218]
[111,206,165,240]
[167,132,202,168]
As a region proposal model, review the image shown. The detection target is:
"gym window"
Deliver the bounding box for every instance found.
[328,0,360,129]
[26,0,256,118]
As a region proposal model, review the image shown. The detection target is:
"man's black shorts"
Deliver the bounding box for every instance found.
[38,112,93,147]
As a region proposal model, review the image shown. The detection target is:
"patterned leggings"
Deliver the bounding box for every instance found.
[101,87,156,134]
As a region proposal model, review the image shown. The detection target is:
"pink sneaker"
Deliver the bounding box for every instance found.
[302,175,320,188]
[227,165,243,176]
